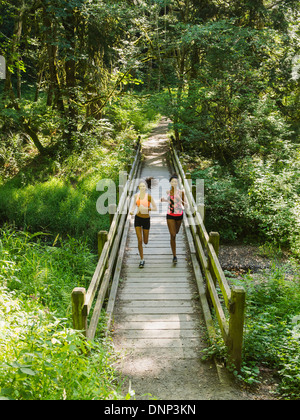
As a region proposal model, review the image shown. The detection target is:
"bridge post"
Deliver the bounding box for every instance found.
[209,232,220,257]
[206,232,220,306]
[72,287,87,336]
[208,231,220,286]
[98,230,108,259]
[198,204,205,224]
[228,286,246,372]
[109,203,117,225]
[135,136,141,149]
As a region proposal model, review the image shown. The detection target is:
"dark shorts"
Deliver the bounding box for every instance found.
[134,215,150,230]
[166,213,183,221]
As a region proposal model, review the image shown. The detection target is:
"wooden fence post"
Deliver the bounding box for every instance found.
[228,286,246,372]
[208,231,220,285]
[206,232,220,305]
[72,287,87,335]
[109,203,117,225]
[98,230,108,259]
[135,136,141,149]
[198,204,205,224]
[119,171,128,203]
[209,232,220,257]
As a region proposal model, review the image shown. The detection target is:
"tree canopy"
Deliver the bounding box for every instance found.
[0,0,299,155]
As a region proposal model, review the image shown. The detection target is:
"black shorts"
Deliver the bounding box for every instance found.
[134,215,150,230]
[166,213,183,221]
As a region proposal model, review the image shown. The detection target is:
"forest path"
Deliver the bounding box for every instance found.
[112,119,250,400]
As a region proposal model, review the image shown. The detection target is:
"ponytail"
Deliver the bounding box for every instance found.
[138,177,157,190]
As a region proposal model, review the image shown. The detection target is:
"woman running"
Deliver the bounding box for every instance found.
[161,173,187,263]
[130,177,157,268]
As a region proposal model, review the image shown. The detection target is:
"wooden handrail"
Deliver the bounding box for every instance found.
[169,138,245,371]
[71,138,141,341]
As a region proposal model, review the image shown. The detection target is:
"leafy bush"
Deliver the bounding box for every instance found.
[190,147,300,256]
[0,287,125,400]
[0,93,160,249]
[233,264,300,398]
[0,226,129,400]
[246,159,300,252]
[106,94,161,135]
[191,165,252,242]
[202,261,300,399]
[0,226,97,318]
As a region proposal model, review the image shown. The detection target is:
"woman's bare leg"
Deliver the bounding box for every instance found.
[175,218,182,234]
[135,227,143,259]
[143,228,149,245]
[167,219,177,257]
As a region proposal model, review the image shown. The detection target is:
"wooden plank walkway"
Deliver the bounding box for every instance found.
[111,120,246,400]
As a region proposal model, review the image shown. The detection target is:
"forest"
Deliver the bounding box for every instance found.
[0,0,299,400]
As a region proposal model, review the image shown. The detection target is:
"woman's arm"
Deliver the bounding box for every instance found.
[160,190,170,203]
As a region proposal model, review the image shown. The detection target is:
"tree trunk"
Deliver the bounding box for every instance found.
[62,10,78,147]
[23,122,46,154]
[42,11,65,113]
[3,2,24,101]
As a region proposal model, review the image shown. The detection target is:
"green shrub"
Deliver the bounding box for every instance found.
[247,160,300,250]
[235,264,300,398]
[0,226,97,317]
[191,165,251,242]
[0,287,125,400]
[191,151,300,256]
[202,262,300,398]
[106,94,161,135]
[0,226,130,400]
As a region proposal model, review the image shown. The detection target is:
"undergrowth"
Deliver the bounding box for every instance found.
[0,94,161,249]
[0,226,131,400]
[201,260,300,400]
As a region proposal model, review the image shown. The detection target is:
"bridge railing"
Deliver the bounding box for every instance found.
[169,138,246,371]
[71,138,142,341]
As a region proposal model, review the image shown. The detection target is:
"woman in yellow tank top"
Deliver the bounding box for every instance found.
[130,177,157,268]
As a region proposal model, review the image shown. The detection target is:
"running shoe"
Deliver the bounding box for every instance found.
[173,256,177,264]
[139,260,145,268]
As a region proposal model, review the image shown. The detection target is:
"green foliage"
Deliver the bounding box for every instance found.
[191,165,251,242]
[190,144,300,255]
[0,288,124,400]
[0,226,129,400]
[247,159,300,251]
[177,23,294,161]
[240,264,300,398]
[0,226,96,317]
[0,120,137,248]
[0,174,108,249]
[106,94,161,135]
[203,262,300,398]
[0,93,160,249]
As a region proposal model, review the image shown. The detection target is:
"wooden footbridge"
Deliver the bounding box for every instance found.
[71,119,246,400]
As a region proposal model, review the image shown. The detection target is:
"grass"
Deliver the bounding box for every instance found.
[0,138,130,250]
[202,259,300,399]
[0,226,97,317]
[0,93,161,250]
[0,226,133,400]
